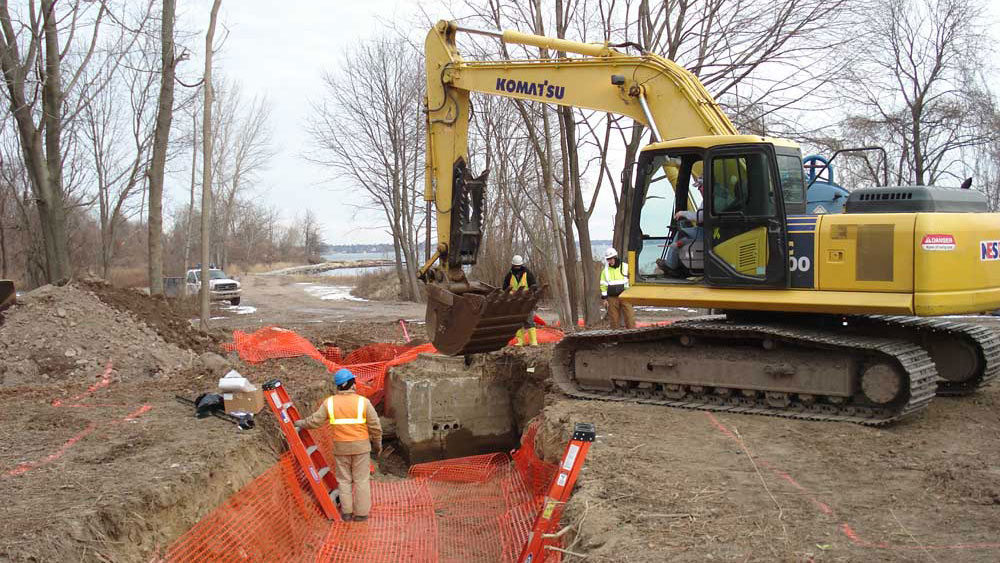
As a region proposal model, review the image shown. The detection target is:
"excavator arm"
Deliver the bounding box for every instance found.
[421,20,741,355]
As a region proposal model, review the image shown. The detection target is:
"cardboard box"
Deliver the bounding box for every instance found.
[223,389,264,414]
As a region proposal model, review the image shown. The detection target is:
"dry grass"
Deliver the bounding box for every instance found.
[107,266,148,288]
[352,269,400,301]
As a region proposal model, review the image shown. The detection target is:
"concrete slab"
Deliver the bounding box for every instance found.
[386,353,518,463]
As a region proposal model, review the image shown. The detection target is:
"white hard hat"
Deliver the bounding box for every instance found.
[604,247,618,259]
[511,255,524,266]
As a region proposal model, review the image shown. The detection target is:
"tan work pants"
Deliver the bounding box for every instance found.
[607,297,636,329]
[334,453,371,517]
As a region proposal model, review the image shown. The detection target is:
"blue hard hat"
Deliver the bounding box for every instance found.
[333,368,355,386]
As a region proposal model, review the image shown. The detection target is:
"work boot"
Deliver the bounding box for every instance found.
[341,512,353,522]
[352,515,369,522]
[514,328,525,346]
[528,327,538,346]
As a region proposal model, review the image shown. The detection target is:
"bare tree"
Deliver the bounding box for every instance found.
[210,82,272,269]
[307,36,425,302]
[82,53,157,278]
[147,0,178,295]
[834,0,996,186]
[200,0,222,330]
[0,1,151,283]
[301,209,324,262]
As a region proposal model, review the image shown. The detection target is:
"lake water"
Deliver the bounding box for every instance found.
[322,251,394,261]
[320,251,400,278]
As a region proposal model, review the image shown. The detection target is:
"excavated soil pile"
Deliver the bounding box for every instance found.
[78,279,221,353]
[0,283,193,387]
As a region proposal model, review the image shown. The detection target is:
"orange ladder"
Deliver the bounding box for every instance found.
[262,379,343,521]
[517,422,596,563]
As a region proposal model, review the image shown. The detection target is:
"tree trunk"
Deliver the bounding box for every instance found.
[561,107,601,325]
[614,124,646,250]
[0,195,7,279]
[200,0,222,330]
[148,0,177,294]
[184,111,198,274]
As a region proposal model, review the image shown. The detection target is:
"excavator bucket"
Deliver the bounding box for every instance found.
[426,283,543,356]
[0,280,15,313]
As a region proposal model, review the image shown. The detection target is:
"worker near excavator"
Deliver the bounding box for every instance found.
[294,368,382,522]
[601,247,636,329]
[503,254,539,346]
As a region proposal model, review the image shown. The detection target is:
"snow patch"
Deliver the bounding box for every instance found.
[221,304,257,315]
[302,284,367,302]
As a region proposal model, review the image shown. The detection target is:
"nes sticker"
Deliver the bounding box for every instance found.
[921,234,956,251]
[982,240,1000,261]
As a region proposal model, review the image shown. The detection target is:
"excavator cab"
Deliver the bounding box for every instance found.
[0,280,14,313]
[634,137,795,289]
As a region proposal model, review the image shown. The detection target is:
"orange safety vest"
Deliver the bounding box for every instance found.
[326,394,369,442]
[509,272,529,293]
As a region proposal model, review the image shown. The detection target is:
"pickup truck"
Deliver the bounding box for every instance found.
[185,268,242,305]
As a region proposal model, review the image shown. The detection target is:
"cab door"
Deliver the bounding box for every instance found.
[703,145,788,288]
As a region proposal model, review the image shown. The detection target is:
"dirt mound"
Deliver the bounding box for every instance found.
[0,283,193,386]
[312,320,427,352]
[78,279,219,353]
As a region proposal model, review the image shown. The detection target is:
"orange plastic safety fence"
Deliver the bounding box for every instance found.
[224,326,329,364]
[223,327,436,406]
[506,327,565,346]
[159,423,559,563]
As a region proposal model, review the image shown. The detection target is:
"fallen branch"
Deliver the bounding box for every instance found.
[544,545,588,558]
[890,508,939,563]
[734,426,784,520]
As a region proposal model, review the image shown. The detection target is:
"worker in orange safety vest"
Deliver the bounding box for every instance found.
[295,368,382,522]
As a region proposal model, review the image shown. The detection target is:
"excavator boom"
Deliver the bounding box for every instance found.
[422,20,748,355]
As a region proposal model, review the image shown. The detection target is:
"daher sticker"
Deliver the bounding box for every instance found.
[921,234,955,251]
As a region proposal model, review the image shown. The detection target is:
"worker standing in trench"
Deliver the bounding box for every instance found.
[503,254,539,346]
[295,369,382,522]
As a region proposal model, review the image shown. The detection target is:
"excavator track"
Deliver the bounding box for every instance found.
[847,315,1000,396]
[552,317,938,426]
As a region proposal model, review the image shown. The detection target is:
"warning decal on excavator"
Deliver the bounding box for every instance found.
[922,234,956,251]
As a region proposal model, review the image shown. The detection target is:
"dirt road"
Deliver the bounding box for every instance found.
[216,274,426,330]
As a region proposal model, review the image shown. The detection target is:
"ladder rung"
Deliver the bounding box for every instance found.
[317,466,330,479]
[281,401,293,409]
[306,445,317,455]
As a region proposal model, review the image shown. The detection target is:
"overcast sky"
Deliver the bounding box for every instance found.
[169,1,1000,247]
[169,1,624,247]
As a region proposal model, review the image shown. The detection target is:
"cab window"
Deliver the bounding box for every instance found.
[776,154,805,210]
[710,153,776,217]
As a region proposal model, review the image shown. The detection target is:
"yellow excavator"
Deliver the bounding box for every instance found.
[421,21,1000,425]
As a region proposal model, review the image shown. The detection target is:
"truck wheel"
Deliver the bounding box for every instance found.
[230,297,241,306]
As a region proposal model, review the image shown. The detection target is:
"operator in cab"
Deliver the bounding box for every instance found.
[601,247,636,329]
[295,369,382,522]
[661,176,705,278]
[503,254,539,346]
